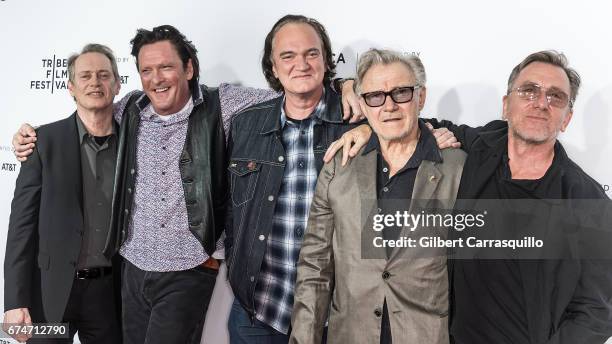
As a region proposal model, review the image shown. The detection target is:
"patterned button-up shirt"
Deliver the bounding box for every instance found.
[115,83,277,272]
[254,93,326,333]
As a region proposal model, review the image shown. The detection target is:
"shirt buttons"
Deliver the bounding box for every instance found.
[278,156,284,162]
[258,234,265,241]
[298,161,305,168]
[162,171,166,176]
[268,195,274,202]
[250,276,255,282]
[130,169,135,175]
[295,227,303,237]
[383,187,389,193]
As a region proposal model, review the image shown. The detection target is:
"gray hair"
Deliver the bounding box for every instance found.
[507,50,580,108]
[354,48,426,95]
[67,43,120,84]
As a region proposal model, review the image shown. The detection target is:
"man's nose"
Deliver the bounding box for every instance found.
[382,94,399,112]
[296,55,309,70]
[534,90,551,109]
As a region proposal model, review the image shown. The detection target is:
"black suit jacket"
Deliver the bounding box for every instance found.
[4,112,116,323]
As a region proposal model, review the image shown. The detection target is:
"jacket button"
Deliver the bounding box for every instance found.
[250,276,255,282]
[278,156,284,162]
[374,308,382,317]
[258,235,265,241]
[382,271,390,280]
[268,195,274,202]
[429,175,437,182]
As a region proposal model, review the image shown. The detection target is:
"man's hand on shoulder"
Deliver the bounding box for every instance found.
[12,123,37,162]
[425,122,461,149]
[340,79,366,123]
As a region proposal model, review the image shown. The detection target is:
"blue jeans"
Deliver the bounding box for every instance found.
[228,299,290,344]
[228,299,329,344]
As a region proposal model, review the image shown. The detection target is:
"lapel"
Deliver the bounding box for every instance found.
[355,150,387,263]
[63,112,84,214]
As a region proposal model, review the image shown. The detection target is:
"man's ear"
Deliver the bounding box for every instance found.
[418,86,427,111]
[68,80,75,98]
[502,95,509,120]
[186,58,194,80]
[560,109,573,132]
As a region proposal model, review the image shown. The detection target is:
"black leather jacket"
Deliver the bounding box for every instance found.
[107,85,227,258]
[225,85,351,316]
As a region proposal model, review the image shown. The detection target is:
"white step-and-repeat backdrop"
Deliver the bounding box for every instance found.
[1,0,611,343]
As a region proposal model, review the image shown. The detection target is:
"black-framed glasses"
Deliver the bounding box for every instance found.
[509,83,572,108]
[360,85,421,107]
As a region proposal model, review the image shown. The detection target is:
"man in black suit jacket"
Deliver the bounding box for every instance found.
[3,44,122,343]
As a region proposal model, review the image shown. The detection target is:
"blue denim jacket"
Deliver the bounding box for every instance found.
[225,85,351,316]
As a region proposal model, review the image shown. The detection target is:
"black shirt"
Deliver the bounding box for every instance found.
[452,144,563,344]
[76,115,118,269]
[363,119,442,258]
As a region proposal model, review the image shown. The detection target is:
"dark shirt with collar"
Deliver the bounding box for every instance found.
[363,119,442,256]
[75,115,118,269]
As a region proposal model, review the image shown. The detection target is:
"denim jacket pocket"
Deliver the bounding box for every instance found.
[229,160,261,207]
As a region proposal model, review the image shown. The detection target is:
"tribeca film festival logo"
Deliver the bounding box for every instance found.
[30,55,132,94]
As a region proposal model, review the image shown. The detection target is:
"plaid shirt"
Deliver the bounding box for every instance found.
[253,93,326,334]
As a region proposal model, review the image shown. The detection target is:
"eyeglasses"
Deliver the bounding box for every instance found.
[509,83,572,108]
[360,86,421,107]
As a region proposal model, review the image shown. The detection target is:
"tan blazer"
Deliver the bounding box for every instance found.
[290,147,466,344]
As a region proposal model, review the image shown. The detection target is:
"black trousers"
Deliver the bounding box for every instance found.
[29,274,121,344]
[121,260,218,344]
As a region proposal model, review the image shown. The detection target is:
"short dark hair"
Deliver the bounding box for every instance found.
[130,25,199,91]
[507,50,581,108]
[67,43,120,84]
[262,14,336,92]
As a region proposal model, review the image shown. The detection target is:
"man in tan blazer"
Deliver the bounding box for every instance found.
[289,49,466,344]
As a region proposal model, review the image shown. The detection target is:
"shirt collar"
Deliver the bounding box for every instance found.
[76,113,118,145]
[279,88,326,129]
[363,119,443,164]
